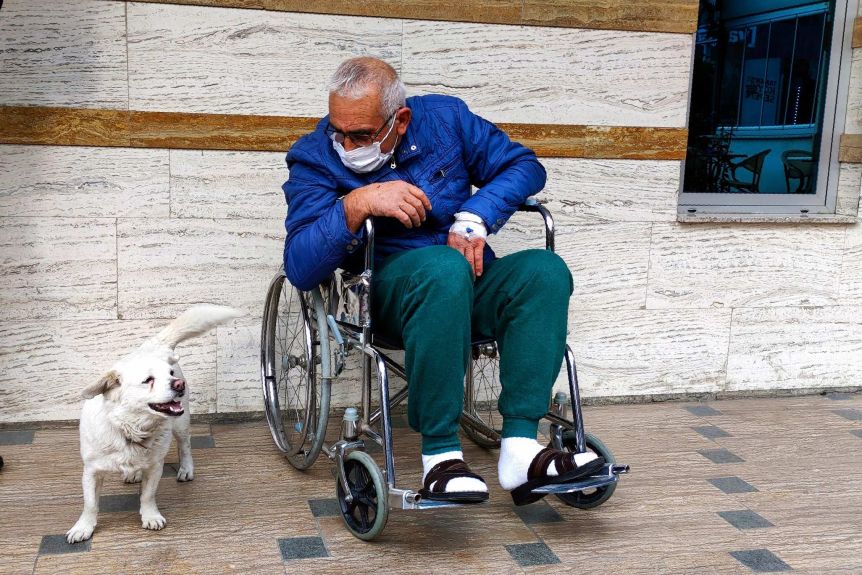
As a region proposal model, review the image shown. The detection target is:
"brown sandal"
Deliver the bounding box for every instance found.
[510,448,605,506]
[418,459,489,503]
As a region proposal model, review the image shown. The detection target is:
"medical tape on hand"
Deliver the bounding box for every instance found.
[450,212,487,241]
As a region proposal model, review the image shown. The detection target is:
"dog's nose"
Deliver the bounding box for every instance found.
[171,378,186,393]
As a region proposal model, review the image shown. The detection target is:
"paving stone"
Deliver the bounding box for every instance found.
[851,429,862,439]
[513,501,564,525]
[100,493,139,512]
[693,425,732,439]
[277,536,329,560]
[162,463,178,477]
[685,405,722,416]
[698,448,744,464]
[0,430,35,445]
[708,476,759,494]
[730,549,791,572]
[38,535,91,555]
[505,542,561,567]
[825,392,854,400]
[191,435,215,449]
[718,510,774,530]
[833,408,862,421]
[308,498,341,518]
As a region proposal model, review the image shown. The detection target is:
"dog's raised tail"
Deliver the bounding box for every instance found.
[148,304,242,349]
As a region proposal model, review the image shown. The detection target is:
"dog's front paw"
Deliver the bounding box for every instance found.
[141,513,167,531]
[176,465,194,482]
[123,470,143,484]
[66,520,96,543]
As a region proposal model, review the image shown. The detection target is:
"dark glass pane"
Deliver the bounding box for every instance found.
[766,18,797,127]
[785,13,825,125]
[738,23,771,126]
[717,27,744,126]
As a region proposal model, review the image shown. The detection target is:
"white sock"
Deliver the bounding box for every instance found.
[422,450,487,493]
[497,437,598,491]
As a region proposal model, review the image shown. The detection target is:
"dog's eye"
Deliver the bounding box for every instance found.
[143,376,154,385]
[170,369,174,376]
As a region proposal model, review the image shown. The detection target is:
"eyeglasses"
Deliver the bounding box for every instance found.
[325,111,396,148]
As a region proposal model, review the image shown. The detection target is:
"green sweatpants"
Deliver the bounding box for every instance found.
[371,245,573,455]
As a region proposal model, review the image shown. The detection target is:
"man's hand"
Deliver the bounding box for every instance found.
[343,180,432,232]
[447,233,485,277]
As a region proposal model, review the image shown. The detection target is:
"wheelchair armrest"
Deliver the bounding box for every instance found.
[517,198,555,252]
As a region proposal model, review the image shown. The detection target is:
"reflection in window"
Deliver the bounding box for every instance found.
[684,0,834,195]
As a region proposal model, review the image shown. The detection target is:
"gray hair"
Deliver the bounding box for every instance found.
[328,57,406,118]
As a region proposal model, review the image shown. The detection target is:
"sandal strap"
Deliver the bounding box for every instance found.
[423,459,485,493]
[527,448,578,480]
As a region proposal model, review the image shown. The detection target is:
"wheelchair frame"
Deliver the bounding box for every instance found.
[261,198,628,540]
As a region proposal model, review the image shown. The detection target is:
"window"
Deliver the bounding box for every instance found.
[680,0,856,215]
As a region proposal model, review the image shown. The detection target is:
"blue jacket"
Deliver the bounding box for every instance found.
[282,94,547,291]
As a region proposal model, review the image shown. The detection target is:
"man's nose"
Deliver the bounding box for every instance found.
[171,378,186,393]
[342,139,360,152]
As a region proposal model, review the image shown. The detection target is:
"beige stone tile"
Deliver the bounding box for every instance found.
[0,218,116,321]
[726,306,862,391]
[540,158,682,224]
[216,319,262,413]
[564,308,732,397]
[116,217,284,319]
[845,48,862,134]
[840,222,862,304]
[646,223,845,309]
[127,3,401,115]
[0,0,127,108]
[402,21,691,127]
[0,319,217,423]
[835,162,862,217]
[170,150,287,219]
[0,145,169,218]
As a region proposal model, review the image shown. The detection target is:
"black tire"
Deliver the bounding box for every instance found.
[336,451,389,541]
[554,432,617,509]
[261,272,330,470]
[461,342,502,449]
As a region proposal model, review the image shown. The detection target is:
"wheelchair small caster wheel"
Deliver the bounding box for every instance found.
[553,432,617,509]
[336,451,389,541]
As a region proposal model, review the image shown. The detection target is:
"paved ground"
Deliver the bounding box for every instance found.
[1,393,861,574]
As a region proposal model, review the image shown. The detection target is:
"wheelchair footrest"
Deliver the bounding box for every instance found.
[530,463,629,495]
[388,487,488,510]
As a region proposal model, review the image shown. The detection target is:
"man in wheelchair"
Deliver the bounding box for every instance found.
[282,57,604,505]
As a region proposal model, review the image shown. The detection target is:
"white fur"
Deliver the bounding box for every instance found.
[66,305,241,543]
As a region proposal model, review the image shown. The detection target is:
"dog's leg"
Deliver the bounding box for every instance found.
[139,465,167,530]
[174,399,194,482]
[123,469,143,484]
[66,467,103,543]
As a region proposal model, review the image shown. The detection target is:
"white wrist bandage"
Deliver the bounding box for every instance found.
[450,212,488,241]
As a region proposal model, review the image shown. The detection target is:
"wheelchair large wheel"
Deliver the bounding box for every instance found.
[261,271,330,470]
[336,451,389,541]
[553,432,617,509]
[461,341,503,449]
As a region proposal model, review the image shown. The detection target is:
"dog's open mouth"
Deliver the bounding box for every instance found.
[148,401,184,416]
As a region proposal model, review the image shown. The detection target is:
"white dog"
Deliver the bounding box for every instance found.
[66,304,241,543]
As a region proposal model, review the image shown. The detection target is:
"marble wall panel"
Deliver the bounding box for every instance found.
[0,319,219,423]
[846,48,862,134]
[170,150,287,219]
[646,223,846,309]
[561,308,732,397]
[126,3,402,115]
[839,220,862,304]
[116,218,284,319]
[0,0,128,108]
[726,306,862,391]
[0,145,169,218]
[539,158,681,223]
[401,21,691,127]
[0,218,116,320]
[835,163,862,217]
[491,219,652,309]
[215,319,262,413]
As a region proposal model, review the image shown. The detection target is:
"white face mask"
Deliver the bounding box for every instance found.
[332,116,397,174]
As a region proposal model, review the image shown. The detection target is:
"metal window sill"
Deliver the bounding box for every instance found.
[677,212,858,224]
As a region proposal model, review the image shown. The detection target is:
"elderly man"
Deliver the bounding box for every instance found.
[283,57,602,506]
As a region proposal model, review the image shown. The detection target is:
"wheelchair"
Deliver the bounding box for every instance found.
[261,198,629,540]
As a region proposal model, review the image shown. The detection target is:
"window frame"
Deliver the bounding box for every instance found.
[678,0,859,216]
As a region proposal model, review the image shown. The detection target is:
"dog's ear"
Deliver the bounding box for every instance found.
[82,370,121,399]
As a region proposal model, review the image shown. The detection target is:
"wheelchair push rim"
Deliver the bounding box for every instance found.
[260,272,330,469]
[336,450,389,541]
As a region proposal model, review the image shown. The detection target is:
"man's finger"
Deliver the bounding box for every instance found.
[400,193,426,221]
[406,184,432,211]
[473,241,484,277]
[400,203,421,227]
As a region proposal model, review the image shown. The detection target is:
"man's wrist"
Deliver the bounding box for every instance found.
[343,188,368,232]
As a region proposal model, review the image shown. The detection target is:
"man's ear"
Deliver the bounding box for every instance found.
[82,370,121,399]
